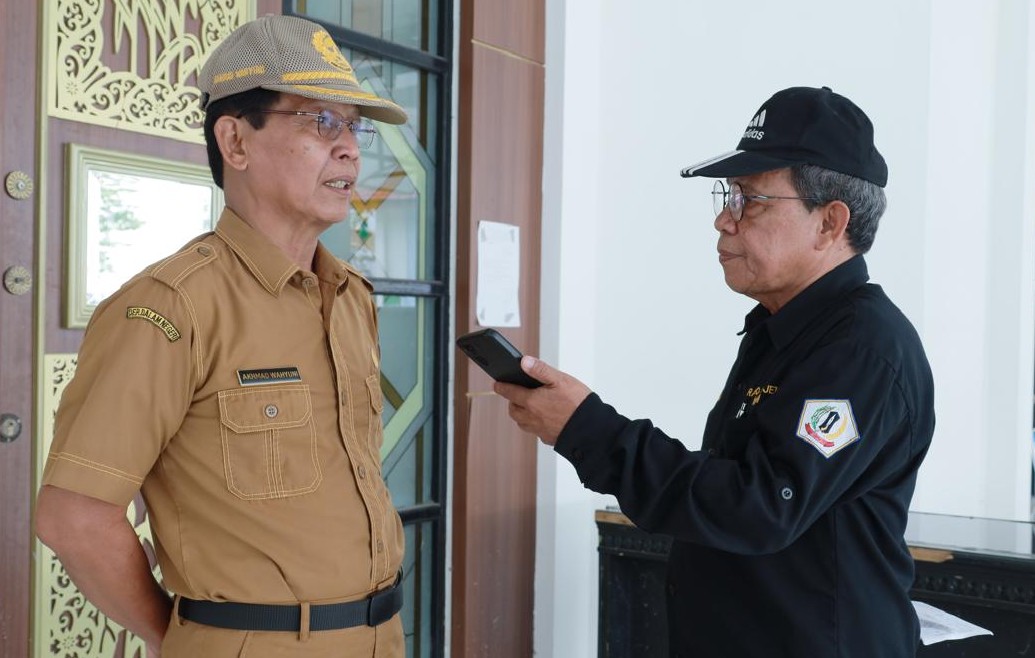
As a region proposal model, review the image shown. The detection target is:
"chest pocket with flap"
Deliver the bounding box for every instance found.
[217,384,322,500]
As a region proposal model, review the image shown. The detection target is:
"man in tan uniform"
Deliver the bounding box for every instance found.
[36,15,407,657]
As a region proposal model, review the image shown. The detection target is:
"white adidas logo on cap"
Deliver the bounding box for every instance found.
[742,109,766,140]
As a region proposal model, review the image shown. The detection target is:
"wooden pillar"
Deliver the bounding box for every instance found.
[452,0,545,654]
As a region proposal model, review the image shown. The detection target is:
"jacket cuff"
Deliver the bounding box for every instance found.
[554,393,627,475]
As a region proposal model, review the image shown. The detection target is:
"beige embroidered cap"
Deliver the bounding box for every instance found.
[198,15,407,125]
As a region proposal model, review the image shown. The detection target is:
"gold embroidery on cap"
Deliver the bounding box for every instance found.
[288,85,383,102]
[312,30,358,81]
[213,65,267,85]
[126,307,181,342]
[282,70,358,83]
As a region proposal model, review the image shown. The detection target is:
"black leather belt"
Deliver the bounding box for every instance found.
[177,578,403,632]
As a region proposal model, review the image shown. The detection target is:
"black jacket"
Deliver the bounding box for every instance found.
[555,256,934,657]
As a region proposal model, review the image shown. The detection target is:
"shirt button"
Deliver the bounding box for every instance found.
[780,487,794,501]
[357,465,367,479]
[264,404,279,419]
[197,245,212,256]
[376,540,385,554]
[302,277,316,288]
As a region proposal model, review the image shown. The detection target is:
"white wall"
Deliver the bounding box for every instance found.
[536,1,611,655]
[536,0,1035,655]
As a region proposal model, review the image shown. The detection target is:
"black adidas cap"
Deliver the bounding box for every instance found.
[680,86,887,187]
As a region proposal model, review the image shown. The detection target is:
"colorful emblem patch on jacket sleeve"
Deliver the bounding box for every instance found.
[795,399,860,458]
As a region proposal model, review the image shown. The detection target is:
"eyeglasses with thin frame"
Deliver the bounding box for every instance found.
[249,109,377,149]
[712,180,820,221]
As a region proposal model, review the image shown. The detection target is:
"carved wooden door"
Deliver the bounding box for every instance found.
[0,3,273,657]
[0,2,42,657]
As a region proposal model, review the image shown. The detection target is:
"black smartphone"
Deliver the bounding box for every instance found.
[456,328,543,388]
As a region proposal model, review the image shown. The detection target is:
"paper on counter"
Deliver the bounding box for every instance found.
[912,600,993,645]
[476,221,521,328]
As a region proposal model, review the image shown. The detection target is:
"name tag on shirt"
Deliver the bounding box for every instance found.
[237,367,302,386]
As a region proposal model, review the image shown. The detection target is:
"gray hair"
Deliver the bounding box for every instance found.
[788,164,887,254]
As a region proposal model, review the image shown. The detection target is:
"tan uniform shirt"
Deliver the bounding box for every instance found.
[43,209,404,653]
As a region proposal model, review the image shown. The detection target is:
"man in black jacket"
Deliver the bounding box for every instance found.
[495,86,934,657]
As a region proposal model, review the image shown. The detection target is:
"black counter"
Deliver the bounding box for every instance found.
[596,510,1035,657]
[905,512,1035,656]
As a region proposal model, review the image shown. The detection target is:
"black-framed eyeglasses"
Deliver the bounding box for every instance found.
[250,109,377,149]
[712,180,819,221]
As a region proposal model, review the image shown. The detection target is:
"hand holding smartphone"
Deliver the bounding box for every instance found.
[456,328,543,388]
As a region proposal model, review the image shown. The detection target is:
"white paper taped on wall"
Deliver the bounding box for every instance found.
[476,220,521,328]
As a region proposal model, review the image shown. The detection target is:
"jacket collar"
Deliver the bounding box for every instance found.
[741,255,870,349]
[214,208,355,296]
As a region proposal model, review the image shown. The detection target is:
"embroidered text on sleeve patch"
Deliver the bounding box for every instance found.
[795,400,860,458]
[126,306,181,342]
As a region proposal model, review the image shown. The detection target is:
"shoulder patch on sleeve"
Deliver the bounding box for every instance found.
[148,239,218,289]
[796,400,860,458]
[126,306,181,341]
